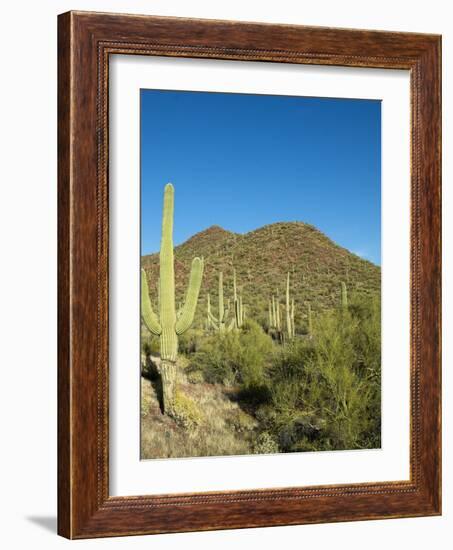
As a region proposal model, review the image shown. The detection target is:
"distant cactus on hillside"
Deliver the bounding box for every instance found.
[207,271,235,332]
[286,272,295,340]
[233,269,244,329]
[341,281,348,309]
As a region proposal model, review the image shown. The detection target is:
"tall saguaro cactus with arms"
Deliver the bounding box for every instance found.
[208,271,235,332]
[141,183,204,415]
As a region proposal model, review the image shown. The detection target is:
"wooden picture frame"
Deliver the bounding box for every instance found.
[58,10,441,539]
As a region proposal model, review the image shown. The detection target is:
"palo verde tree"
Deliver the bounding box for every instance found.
[141,183,204,415]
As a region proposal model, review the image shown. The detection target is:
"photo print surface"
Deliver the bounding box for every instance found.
[140,89,381,460]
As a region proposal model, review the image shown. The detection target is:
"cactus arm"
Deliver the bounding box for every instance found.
[175,257,204,334]
[176,301,184,319]
[208,311,219,324]
[227,318,236,332]
[224,307,230,323]
[141,269,162,336]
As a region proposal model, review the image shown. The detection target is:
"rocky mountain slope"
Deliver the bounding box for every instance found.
[141,222,380,330]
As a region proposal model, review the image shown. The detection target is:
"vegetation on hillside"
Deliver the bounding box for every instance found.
[142,222,380,330]
[141,221,381,460]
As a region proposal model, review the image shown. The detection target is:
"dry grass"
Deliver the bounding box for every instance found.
[140,376,258,459]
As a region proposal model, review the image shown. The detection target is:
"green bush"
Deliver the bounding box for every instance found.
[262,293,381,452]
[253,431,279,454]
[235,320,274,390]
[189,320,274,392]
[172,390,204,429]
[178,328,204,355]
[141,333,160,356]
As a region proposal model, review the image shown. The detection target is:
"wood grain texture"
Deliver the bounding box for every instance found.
[57,10,441,539]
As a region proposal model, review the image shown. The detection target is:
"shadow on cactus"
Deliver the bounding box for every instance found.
[141,183,204,415]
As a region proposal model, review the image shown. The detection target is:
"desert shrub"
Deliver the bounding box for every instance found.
[309,308,367,449]
[172,390,204,429]
[189,330,240,385]
[185,368,205,384]
[225,409,257,433]
[252,431,279,454]
[189,320,274,394]
[347,293,381,448]
[141,334,160,356]
[178,328,204,355]
[262,293,381,452]
[235,320,274,391]
[142,341,152,356]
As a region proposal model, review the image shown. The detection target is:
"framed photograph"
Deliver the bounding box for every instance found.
[58,11,441,538]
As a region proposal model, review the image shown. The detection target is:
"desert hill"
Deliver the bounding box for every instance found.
[141,222,380,330]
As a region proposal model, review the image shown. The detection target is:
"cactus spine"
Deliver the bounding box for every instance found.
[141,183,204,414]
[341,281,348,309]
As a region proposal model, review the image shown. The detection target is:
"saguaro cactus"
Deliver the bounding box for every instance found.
[341,281,348,309]
[285,272,295,340]
[269,293,283,342]
[206,293,212,330]
[232,269,244,329]
[208,271,235,332]
[272,296,277,329]
[141,183,204,415]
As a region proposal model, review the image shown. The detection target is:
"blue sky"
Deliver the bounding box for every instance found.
[141,89,381,265]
